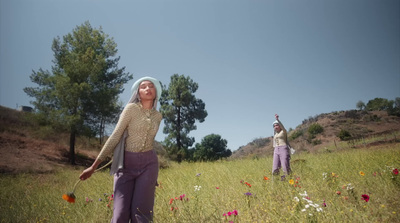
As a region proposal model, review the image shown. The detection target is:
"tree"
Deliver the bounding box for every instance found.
[365,98,392,111]
[159,74,208,162]
[24,21,132,164]
[193,134,231,161]
[356,100,366,110]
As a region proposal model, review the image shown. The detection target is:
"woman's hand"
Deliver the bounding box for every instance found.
[275,114,279,120]
[79,166,95,181]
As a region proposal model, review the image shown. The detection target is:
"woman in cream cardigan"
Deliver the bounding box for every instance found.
[272,114,291,176]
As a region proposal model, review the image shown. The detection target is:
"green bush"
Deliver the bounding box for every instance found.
[289,130,303,141]
[338,129,352,141]
[308,123,324,135]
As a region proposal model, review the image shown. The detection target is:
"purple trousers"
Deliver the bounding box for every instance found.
[112,150,158,223]
[272,145,291,175]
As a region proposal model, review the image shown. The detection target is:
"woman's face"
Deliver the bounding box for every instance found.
[139,81,157,101]
[274,123,281,132]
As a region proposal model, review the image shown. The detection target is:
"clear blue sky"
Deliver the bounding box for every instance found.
[1,0,399,151]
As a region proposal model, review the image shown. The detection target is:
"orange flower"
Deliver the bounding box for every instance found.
[289,179,295,185]
[62,192,76,203]
[359,171,365,176]
[264,176,269,180]
[62,179,81,203]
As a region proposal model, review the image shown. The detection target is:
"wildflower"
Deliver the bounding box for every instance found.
[223,209,238,218]
[299,191,308,197]
[216,187,220,189]
[361,194,370,202]
[244,192,252,196]
[194,185,202,191]
[322,172,327,180]
[264,176,269,180]
[196,173,201,177]
[289,179,295,185]
[346,183,354,191]
[169,198,174,205]
[393,169,399,175]
[359,171,365,176]
[336,191,341,195]
[62,179,81,203]
[62,192,76,203]
[245,182,252,187]
[294,197,300,202]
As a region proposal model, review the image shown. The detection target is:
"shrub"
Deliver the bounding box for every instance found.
[312,139,322,145]
[289,129,303,141]
[338,129,352,141]
[308,123,324,135]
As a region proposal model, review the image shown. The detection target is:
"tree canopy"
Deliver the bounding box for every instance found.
[24,21,132,164]
[193,134,231,161]
[159,74,208,162]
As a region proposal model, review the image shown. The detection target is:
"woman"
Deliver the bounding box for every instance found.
[272,114,291,176]
[79,76,163,223]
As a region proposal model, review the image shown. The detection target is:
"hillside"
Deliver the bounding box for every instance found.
[1,106,400,173]
[0,106,100,174]
[0,106,169,174]
[231,110,400,159]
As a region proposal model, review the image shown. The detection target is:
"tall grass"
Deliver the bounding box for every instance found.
[1,144,399,222]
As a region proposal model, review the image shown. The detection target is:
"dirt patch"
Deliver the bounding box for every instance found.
[0,132,95,174]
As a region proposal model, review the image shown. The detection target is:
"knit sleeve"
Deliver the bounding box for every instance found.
[278,120,287,133]
[96,104,134,161]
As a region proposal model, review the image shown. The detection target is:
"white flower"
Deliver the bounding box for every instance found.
[294,197,300,202]
[316,208,323,212]
[301,209,306,212]
[194,185,202,191]
[299,191,308,197]
[322,172,327,180]
[305,204,310,209]
[346,183,354,190]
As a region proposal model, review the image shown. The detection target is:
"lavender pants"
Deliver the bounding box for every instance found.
[272,145,291,175]
[112,150,158,223]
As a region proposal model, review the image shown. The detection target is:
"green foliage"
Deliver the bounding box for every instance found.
[308,123,324,136]
[160,74,208,162]
[311,139,322,145]
[356,100,366,110]
[338,129,352,141]
[289,129,304,141]
[1,146,399,222]
[24,21,132,164]
[366,97,393,111]
[193,134,231,161]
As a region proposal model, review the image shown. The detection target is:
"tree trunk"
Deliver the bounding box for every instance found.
[69,127,76,165]
[176,106,182,163]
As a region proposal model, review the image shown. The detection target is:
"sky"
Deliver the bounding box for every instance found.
[1,0,399,151]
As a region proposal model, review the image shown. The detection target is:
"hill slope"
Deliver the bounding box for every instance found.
[1,106,399,173]
[231,110,400,159]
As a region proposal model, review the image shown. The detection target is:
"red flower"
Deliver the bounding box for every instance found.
[393,169,399,175]
[169,198,174,205]
[336,191,341,195]
[361,194,370,202]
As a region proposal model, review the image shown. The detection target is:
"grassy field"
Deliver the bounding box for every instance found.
[1,144,399,223]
